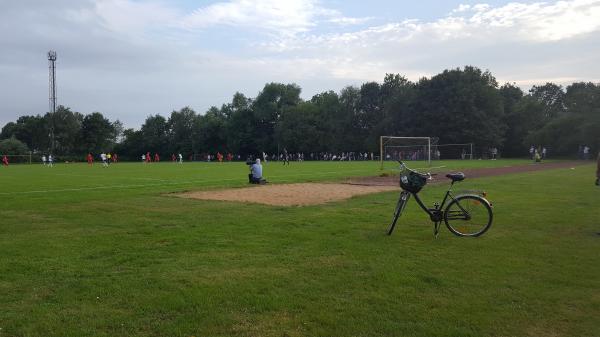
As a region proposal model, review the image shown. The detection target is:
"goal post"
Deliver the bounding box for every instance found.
[380,136,431,169]
[1,153,34,164]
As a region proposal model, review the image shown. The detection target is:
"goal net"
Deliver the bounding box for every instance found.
[431,143,474,160]
[380,136,431,169]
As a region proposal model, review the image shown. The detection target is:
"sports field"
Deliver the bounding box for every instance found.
[1,159,598,336]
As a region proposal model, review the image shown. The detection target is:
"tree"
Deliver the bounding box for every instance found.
[500,83,529,156]
[140,115,169,154]
[309,90,343,152]
[252,83,302,153]
[45,106,83,155]
[0,115,47,151]
[168,107,198,155]
[227,104,258,156]
[198,107,228,154]
[275,102,322,153]
[337,86,364,151]
[0,137,29,155]
[80,112,116,153]
[410,66,506,150]
[114,128,145,159]
[528,82,600,155]
[529,82,566,119]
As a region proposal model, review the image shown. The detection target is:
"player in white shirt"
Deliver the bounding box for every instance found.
[48,154,54,167]
[178,153,183,164]
[100,153,108,167]
[42,155,47,166]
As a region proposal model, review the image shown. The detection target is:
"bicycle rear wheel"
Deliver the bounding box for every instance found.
[444,195,492,237]
[387,191,410,235]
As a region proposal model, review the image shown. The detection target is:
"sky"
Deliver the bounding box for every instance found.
[1,0,599,128]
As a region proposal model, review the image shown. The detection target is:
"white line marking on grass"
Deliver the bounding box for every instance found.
[52,172,169,182]
[0,169,371,195]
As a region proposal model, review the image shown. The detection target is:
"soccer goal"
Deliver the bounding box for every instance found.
[431,143,474,160]
[380,136,431,169]
[1,153,35,164]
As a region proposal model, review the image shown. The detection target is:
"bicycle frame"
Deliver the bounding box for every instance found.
[409,185,459,221]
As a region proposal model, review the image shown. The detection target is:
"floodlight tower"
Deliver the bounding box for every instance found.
[48,50,57,153]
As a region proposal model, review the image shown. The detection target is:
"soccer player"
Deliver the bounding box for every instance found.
[178,153,183,164]
[2,155,8,166]
[106,153,112,165]
[172,153,176,162]
[154,153,160,162]
[146,152,151,163]
[42,155,47,165]
[141,154,146,163]
[48,154,54,167]
[217,152,223,163]
[100,153,108,167]
[227,153,233,162]
[283,148,289,166]
[87,153,93,165]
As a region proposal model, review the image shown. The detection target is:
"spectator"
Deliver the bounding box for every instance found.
[530,145,535,160]
[583,145,590,160]
[249,158,265,184]
[542,147,547,159]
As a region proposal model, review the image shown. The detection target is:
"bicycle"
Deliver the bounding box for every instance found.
[387,161,493,237]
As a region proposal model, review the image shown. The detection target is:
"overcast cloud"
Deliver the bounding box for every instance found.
[1,0,599,128]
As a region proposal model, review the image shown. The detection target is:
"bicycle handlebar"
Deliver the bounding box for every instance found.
[398,161,433,179]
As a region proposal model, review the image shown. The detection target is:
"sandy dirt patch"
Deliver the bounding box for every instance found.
[176,183,397,206]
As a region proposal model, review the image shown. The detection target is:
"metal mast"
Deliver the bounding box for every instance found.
[48,50,57,153]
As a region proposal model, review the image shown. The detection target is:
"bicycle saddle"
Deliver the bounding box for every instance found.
[446,172,465,182]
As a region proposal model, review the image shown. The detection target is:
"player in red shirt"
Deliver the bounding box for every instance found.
[154,153,160,162]
[146,152,151,163]
[87,153,93,165]
[217,152,223,163]
[2,155,8,166]
[227,153,233,162]
[172,153,176,162]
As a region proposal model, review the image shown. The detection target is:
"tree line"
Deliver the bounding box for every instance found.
[1,66,599,160]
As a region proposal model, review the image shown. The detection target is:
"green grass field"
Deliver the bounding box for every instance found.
[1,159,598,337]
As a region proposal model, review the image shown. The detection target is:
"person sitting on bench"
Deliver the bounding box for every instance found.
[249,158,264,184]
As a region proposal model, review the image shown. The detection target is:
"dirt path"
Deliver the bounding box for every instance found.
[347,161,586,187]
[176,161,587,206]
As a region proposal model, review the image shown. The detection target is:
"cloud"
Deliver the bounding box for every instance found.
[1,0,599,129]
[180,0,370,35]
[260,0,600,82]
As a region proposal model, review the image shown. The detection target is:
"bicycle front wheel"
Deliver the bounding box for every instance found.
[444,195,492,237]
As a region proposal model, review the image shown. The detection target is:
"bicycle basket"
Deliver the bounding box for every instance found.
[399,170,427,193]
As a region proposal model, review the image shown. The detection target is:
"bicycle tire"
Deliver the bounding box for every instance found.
[387,191,409,235]
[444,195,493,237]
